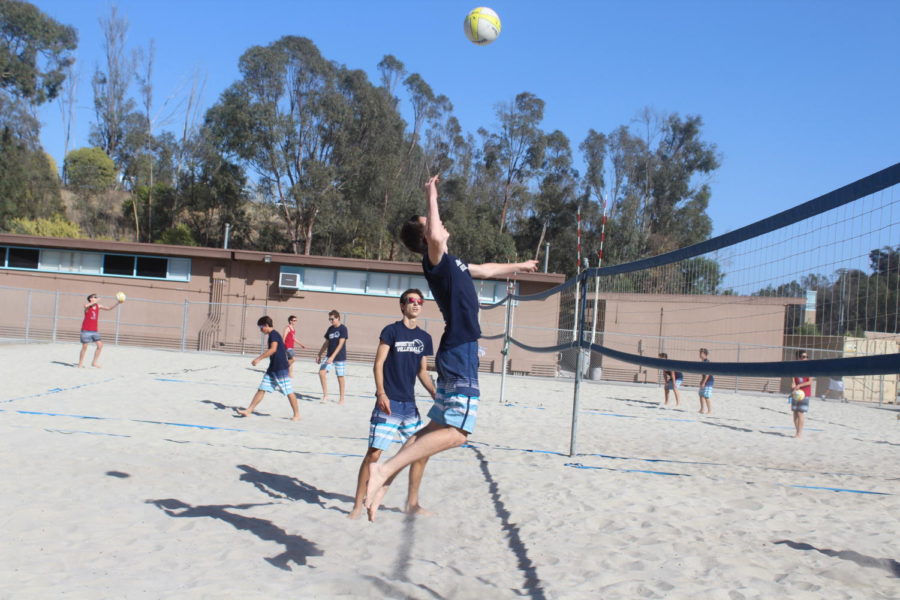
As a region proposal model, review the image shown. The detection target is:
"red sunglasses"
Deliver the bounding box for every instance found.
[403,297,425,306]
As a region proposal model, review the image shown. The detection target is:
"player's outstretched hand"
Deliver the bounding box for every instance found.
[520,259,539,273]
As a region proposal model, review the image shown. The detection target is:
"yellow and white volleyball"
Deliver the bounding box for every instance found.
[791,389,805,402]
[464,7,501,45]
[116,291,126,302]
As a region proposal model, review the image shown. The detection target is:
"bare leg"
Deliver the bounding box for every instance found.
[405,457,432,516]
[365,422,466,516]
[337,375,346,405]
[698,395,705,413]
[319,369,328,402]
[238,390,266,417]
[705,398,712,415]
[91,340,104,368]
[78,343,89,367]
[662,389,669,406]
[794,411,805,438]
[349,447,381,520]
[287,393,301,421]
[673,387,681,407]
[288,357,294,378]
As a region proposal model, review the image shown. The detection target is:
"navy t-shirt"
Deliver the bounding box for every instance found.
[701,358,715,386]
[423,252,481,350]
[324,324,348,361]
[380,321,433,402]
[266,329,290,374]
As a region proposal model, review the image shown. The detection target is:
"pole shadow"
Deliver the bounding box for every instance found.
[469,446,547,600]
[146,498,322,571]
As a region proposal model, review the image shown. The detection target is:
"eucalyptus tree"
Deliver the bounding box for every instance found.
[0,0,77,104]
[207,36,351,254]
[89,5,135,171]
[480,91,546,233]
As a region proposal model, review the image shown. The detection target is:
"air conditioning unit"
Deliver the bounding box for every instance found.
[279,272,300,289]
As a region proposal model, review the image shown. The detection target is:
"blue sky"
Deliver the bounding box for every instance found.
[32,0,900,237]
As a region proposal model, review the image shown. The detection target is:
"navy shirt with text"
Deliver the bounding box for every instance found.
[324,324,349,362]
[380,321,434,402]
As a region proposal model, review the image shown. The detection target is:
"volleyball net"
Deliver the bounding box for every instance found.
[482,162,900,406]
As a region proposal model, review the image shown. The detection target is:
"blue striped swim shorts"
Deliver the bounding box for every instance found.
[368,399,423,450]
[428,389,479,434]
[319,361,346,376]
[260,370,293,395]
[699,385,713,399]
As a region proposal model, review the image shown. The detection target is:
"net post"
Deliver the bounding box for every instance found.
[499,284,514,404]
[569,277,589,457]
[25,290,32,343]
[52,290,59,343]
[181,300,189,352]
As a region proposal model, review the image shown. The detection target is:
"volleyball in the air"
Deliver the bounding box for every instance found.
[464,7,501,45]
[116,291,126,302]
[791,389,805,402]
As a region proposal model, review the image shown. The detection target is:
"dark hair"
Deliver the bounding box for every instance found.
[87,293,97,301]
[796,349,808,359]
[328,309,340,319]
[399,215,427,255]
[257,315,273,327]
[288,315,297,323]
[658,352,668,359]
[699,347,709,356]
[400,288,424,304]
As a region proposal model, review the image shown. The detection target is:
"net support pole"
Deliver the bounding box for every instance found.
[25,290,32,343]
[499,288,513,404]
[52,291,59,343]
[181,300,189,352]
[569,278,589,457]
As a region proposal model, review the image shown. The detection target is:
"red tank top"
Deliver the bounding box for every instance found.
[284,326,296,349]
[794,376,812,397]
[82,304,99,331]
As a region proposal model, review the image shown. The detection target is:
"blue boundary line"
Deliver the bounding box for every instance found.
[2,378,118,403]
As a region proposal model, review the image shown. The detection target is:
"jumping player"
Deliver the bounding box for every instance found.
[364,174,537,518]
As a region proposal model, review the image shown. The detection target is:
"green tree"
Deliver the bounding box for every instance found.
[9,213,80,237]
[156,223,197,246]
[0,0,77,104]
[89,5,134,169]
[65,147,117,194]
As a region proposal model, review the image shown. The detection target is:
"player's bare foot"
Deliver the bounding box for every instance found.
[236,408,252,417]
[91,363,102,368]
[347,506,364,520]
[364,463,389,513]
[290,414,302,421]
[338,398,345,405]
[405,503,433,516]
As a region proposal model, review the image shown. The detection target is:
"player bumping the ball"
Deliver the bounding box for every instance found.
[363,174,537,519]
[77,292,124,368]
[790,350,812,438]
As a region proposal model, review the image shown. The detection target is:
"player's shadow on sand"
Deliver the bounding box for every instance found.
[146,498,322,571]
[51,360,79,368]
[759,430,793,438]
[774,539,900,577]
[200,399,247,413]
[237,464,363,515]
[700,420,754,433]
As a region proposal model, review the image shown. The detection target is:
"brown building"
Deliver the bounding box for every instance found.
[0,234,564,375]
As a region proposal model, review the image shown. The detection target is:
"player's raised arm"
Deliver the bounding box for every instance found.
[424,175,449,267]
[468,259,539,279]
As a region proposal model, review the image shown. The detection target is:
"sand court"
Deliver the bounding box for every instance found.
[1,343,898,598]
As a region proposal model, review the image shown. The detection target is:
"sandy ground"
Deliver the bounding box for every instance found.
[1,342,898,599]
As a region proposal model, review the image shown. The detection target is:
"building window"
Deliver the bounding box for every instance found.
[0,246,190,281]
[279,266,514,302]
[103,254,135,276]
[136,256,168,278]
[8,247,39,269]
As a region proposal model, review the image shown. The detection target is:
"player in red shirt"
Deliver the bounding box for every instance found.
[78,293,122,368]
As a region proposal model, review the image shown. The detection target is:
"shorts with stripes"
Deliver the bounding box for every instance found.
[319,361,346,376]
[427,390,479,434]
[699,385,713,399]
[369,399,423,450]
[259,370,293,396]
[666,379,682,391]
